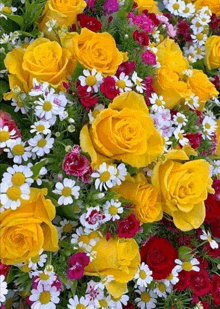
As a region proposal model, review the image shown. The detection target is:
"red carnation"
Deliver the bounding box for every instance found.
[77,84,98,110]
[140,236,178,280]
[67,252,90,280]
[210,218,220,238]
[212,75,220,90]
[212,178,220,199]
[188,268,211,296]
[201,301,210,309]
[133,30,149,46]
[123,303,135,309]
[142,10,160,27]
[204,242,220,258]
[77,13,102,32]
[211,274,220,306]
[174,270,189,291]
[185,132,202,150]
[116,61,136,77]
[210,14,220,30]
[205,193,220,223]
[100,76,119,99]
[0,260,10,277]
[118,214,140,238]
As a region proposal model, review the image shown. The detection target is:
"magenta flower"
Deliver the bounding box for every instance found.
[67,252,90,280]
[142,50,157,66]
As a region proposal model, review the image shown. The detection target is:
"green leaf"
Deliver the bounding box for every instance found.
[1,14,24,26]
[70,280,78,296]
[31,159,46,179]
[72,62,84,82]
[0,163,9,179]
[0,79,9,101]
[56,204,78,220]
[7,266,17,284]
[178,246,193,262]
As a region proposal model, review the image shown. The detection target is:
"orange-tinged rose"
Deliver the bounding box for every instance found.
[0,188,59,265]
[38,0,86,39]
[61,28,128,76]
[135,0,160,13]
[4,38,75,96]
[195,0,220,16]
[205,36,220,70]
[85,236,140,298]
[80,91,164,169]
[187,69,218,110]
[154,66,191,109]
[113,173,163,223]
[152,149,214,231]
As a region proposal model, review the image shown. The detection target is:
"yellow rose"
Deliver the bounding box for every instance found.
[80,91,164,169]
[156,38,189,74]
[154,66,191,109]
[205,36,220,70]
[135,0,160,13]
[152,149,214,231]
[195,0,220,16]
[0,188,59,265]
[187,69,218,110]
[113,173,163,223]
[61,28,128,76]
[38,0,86,39]
[215,118,220,156]
[85,236,140,298]
[4,38,75,95]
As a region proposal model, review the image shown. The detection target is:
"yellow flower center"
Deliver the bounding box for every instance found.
[207,235,212,242]
[36,124,45,132]
[196,33,204,41]
[86,75,97,86]
[92,109,101,119]
[141,292,150,303]
[173,3,180,10]
[136,79,142,86]
[31,254,40,263]
[100,171,111,182]
[39,273,50,281]
[205,123,211,129]
[7,186,21,200]
[116,80,126,89]
[39,291,51,305]
[20,265,31,273]
[177,117,184,124]
[182,261,193,271]
[178,133,184,139]
[12,144,25,155]
[11,172,26,186]
[167,273,173,280]
[17,101,24,107]
[0,131,10,142]
[139,270,147,279]
[155,99,162,106]
[76,305,87,309]
[109,205,118,215]
[158,282,166,293]
[2,6,12,14]
[63,223,73,233]
[196,21,201,28]
[184,7,190,13]
[43,101,52,112]
[61,187,71,197]
[37,139,47,148]
[99,300,108,307]
[78,235,90,244]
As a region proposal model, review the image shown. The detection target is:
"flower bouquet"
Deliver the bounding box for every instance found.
[0,0,220,308]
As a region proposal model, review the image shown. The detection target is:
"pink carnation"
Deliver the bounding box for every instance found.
[142,50,157,65]
[67,252,90,280]
[127,12,154,33]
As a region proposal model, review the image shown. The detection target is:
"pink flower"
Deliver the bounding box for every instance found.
[142,50,157,65]
[116,61,136,77]
[118,214,140,238]
[100,76,119,99]
[67,252,90,280]
[0,111,21,139]
[103,0,119,15]
[52,276,62,292]
[62,145,92,183]
[127,12,154,33]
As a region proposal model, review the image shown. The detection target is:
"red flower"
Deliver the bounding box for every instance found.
[118,214,140,238]
[212,75,220,90]
[211,274,220,306]
[174,271,189,291]
[185,133,202,150]
[210,14,220,30]
[77,84,98,110]
[133,30,149,46]
[212,178,220,199]
[67,252,90,280]
[177,20,192,43]
[188,268,211,296]
[140,236,178,280]
[0,111,21,140]
[210,218,220,238]
[205,193,220,223]
[143,76,155,105]
[100,76,119,99]
[0,260,10,277]
[123,302,135,309]
[201,301,210,309]
[142,10,160,27]
[204,242,220,258]
[77,13,102,32]
[116,61,136,77]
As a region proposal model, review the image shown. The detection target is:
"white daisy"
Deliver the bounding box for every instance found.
[58,219,77,237]
[2,164,33,187]
[0,275,8,303]
[149,93,165,112]
[88,104,105,124]
[92,163,117,191]
[112,293,129,309]
[135,287,157,309]
[131,72,145,93]
[134,263,153,288]
[174,258,200,272]
[202,116,216,134]
[113,163,127,186]
[29,134,54,157]
[191,18,204,34]
[71,227,99,250]
[191,32,208,46]
[32,271,56,287]
[167,0,185,16]
[95,295,114,308]
[174,128,189,146]
[0,126,16,148]
[5,138,32,163]
[53,178,80,205]
[0,181,30,210]
[153,280,172,298]
[30,284,60,309]
[0,4,17,19]
[79,69,103,93]
[103,199,123,221]
[35,91,63,121]
[173,112,188,128]
[200,230,219,249]
[28,250,47,270]
[185,95,200,110]
[114,72,133,93]
[68,296,94,309]
[30,121,51,135]
[11,97,29,114]
[211,160,220,176]
[166,268,179,285]
[181,3,195,18]
[29,79,49,97]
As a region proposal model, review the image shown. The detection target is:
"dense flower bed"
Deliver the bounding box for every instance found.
[0,0,220,308]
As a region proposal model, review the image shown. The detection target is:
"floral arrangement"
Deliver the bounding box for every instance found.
[0,0,220,308]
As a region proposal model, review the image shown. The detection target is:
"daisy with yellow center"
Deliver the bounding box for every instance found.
[114,72,133,93]
[135,287,157,309]
[29,284,60,309]
[53,178,80,205]
[174,257,200,272]
[185,95,199,110]
[153,280,172,298]
[71,227,100,251]
[131,72,145,93]
[200,229,219,249]
[79,69,103,93]
[92,162,117,191]
[88,104,105,124]
[0,126,16,148]
[35,90,63,121]
[68,295,94,309]
[95,296,114,309]
[5,138,32,163]
[0,4,17,19]
[103,199,123,221]
[174,127,189,146]
[149,93,165,112]
[173,112,188,128]
[28,134,54,157]
[30,121,51,135]
[58,219,77,239]
[166,0,186,16]
[28,249,47,270]
[134,262,153,288]
[202,116,216,136]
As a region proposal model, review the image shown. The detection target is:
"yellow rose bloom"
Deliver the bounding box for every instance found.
[195,0,220,16]
[205,36,220,70]
[187,69,218,110]
[38,0,86,39]
[61,28,128,76]
[80,91,164,169]
[154,66,191,109]
[135,0,160,14]
[4,38,75,95]
[215,118,220,156]
[113,173,163,223]
[0,188,59,265]
[156,38,189,74]
[85,236,140,298]
[152,149,214,231]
